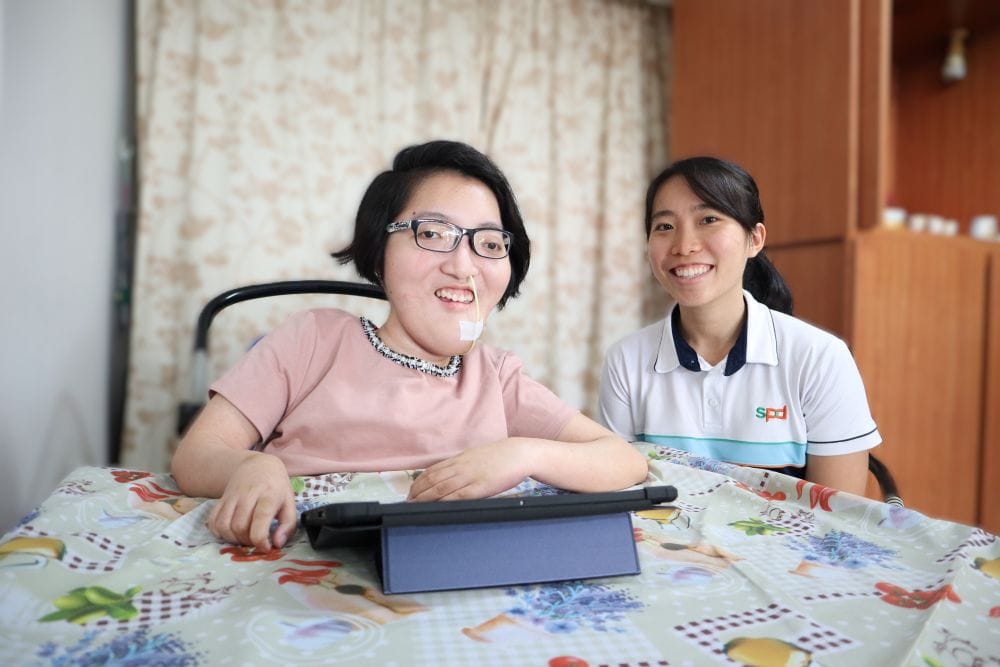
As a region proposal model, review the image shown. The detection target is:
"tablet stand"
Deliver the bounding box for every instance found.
[302,485,678,594]
[379,512,639,594]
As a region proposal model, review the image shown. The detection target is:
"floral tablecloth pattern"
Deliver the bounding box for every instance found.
[1,443,998,666]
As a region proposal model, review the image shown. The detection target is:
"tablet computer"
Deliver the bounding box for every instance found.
[302,485,677,550]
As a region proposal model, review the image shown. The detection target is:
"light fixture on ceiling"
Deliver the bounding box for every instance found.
[941,27,968,83]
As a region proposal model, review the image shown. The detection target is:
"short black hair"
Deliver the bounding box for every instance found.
[332,140,530,309]
[644,156,793,315]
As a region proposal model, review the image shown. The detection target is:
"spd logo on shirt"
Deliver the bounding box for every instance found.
[755,405,788,422]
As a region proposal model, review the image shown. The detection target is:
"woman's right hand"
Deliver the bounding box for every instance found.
[172,395,297,552]
[206,452,297,552]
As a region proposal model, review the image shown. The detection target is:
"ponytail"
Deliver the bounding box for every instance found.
[743,250,793,315]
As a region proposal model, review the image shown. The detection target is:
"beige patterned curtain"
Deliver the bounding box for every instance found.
[125,0,670,470]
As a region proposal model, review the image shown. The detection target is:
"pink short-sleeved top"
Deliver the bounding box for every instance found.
[209,308,578,475]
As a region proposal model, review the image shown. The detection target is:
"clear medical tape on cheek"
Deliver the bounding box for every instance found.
[459,275,483,352]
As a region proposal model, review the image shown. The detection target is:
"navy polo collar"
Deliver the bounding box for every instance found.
[653,291,779,375]
[669,305,748,376]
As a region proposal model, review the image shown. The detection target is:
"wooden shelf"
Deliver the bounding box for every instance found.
[852,229,992,525]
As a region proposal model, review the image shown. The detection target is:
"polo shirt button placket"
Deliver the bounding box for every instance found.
[703,368,724,431]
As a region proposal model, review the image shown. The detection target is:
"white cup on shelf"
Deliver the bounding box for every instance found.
[928,215,948,235]
[908,213,928,232]
[882,207,907,229]
[970,215,998,241]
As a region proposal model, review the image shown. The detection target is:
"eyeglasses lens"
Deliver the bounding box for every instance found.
[414,220,510,259]
[472,230,510,259]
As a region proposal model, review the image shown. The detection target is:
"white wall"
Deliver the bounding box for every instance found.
[0,0,127,532]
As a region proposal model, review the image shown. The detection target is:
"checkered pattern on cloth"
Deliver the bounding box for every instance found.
[800,589,881,604]
[53,480,94,496]
[757,503,816,537]
[300,473,355,500]
[91,580,247,629]
[936,528,998,564]
[15,525,127,572]
[407,587,666,667]
[673,603,858,662]
[157,500,218,548]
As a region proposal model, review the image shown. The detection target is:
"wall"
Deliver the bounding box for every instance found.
[0,0,128,532]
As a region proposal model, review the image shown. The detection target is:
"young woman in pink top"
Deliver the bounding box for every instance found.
[171,140,648,551]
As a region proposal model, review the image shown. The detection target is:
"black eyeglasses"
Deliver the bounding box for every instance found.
[386,218,512,259]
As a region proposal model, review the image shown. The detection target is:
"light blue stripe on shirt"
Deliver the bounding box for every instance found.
[636,434,807,468]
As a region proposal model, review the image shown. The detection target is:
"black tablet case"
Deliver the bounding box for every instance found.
[301,485,677,594]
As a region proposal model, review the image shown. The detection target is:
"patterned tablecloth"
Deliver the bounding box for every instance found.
[1,443,998,666]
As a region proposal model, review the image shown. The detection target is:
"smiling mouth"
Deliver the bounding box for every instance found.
[671,265,712,279]
[435,288,474,304]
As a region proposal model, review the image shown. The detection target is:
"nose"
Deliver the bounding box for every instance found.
[671,225,701,256]
[441,238,479,278]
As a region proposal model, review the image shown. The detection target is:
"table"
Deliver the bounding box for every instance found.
[1,443,998,666]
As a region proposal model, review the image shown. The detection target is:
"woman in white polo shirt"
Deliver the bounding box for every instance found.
[598,156,880,495]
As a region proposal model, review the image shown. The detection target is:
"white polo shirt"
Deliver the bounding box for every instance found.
[598,291,881,471]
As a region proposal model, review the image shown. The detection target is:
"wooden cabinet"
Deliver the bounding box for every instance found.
[765,242,849,338]
[851,231,992,524]
[980,245,1000,531]
[671,0,858,246]
[671,0,1000,530]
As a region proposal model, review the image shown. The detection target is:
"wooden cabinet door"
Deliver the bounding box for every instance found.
[851,231,988,525]
[767,242,849,338]
[980,248,1000,535]
[671,0,861,245]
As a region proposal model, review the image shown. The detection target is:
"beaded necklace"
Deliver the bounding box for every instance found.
[360,317,462,378]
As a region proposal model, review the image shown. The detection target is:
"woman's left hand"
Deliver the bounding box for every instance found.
[407,439,531,501]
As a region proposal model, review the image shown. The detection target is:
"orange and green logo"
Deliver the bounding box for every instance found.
[755,405,788,422]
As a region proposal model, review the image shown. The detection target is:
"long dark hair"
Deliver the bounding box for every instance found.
[644,156,793,315]
[332,140,529,309]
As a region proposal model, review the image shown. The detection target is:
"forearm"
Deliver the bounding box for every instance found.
[171,394,281,498]
[522,436,648,492]
[408,429,649,501]
[172,439,274,498]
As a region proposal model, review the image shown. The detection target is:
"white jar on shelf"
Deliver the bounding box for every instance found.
[969,214,998,241]
[882,206,907,229]
[907,213,928,232]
